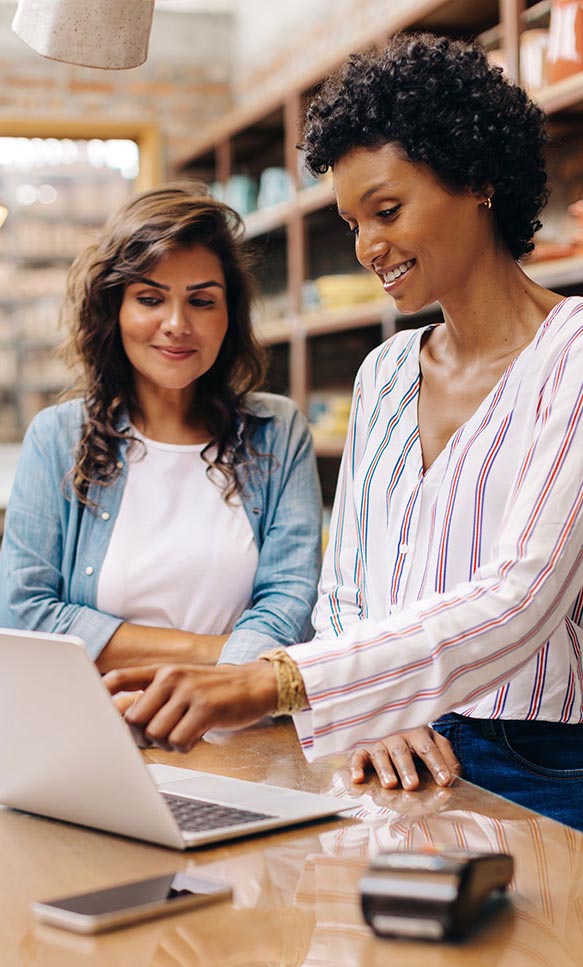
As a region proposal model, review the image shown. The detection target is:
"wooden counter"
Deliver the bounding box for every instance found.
[2,720,581,966]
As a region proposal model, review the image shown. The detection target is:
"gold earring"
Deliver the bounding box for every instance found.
[482,196,492,210]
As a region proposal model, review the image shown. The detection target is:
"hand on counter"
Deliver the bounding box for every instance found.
[350,726,461,790]
[103,661,278,752]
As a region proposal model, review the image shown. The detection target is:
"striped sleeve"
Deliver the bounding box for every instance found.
[312,366,367,638]
[291,323,583,759]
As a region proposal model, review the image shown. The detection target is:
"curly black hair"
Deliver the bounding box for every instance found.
[302,33,549,260]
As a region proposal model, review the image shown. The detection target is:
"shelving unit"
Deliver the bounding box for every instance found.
[0,121,161,445]
[175,0,583,484]
[0,177,127,439]
[0,136,151,442]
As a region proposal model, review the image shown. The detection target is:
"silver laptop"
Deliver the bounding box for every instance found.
[0,629,348,849]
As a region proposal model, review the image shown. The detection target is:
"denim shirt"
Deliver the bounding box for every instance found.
[0,393,322,663]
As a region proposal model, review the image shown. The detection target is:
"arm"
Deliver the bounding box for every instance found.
[313,355,462,786]
[289,328,583,758]
[0,407,123,655]
[101,322,583,760]
[312,372,367,639]
[218,399,322,664]
[0,407,227,669]
[95,624,227,673]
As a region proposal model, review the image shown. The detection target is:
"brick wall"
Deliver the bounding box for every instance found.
[0,6,235,173]
[231,0,425,103]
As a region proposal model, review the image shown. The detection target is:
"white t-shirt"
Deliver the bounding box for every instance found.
[97,430,259,635]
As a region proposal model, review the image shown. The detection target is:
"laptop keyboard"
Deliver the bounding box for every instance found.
[162,793,275,833]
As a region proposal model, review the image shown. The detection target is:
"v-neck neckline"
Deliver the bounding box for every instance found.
[413,299,565,478]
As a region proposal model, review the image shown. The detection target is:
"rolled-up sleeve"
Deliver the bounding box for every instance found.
[0,408,123,658]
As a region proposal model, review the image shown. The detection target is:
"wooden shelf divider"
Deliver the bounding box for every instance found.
[175,0,583,458]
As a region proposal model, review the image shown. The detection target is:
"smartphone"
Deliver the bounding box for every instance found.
[31,871,232,935]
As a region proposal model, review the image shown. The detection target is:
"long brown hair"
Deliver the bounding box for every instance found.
[62,182,267,503]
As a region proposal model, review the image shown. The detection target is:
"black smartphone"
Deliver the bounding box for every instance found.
[31,871,232,934]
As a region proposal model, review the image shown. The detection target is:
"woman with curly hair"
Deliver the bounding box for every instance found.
[104,35,583,830]
[0,183,321,671]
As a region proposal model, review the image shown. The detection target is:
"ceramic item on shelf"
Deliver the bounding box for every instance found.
[257,168,293,209]
[488,30,550,90]
[546,0,583,83]
[12,0,155,70]
[308,391,352,446]
[209,182,225,203]
[223,175,257,216]
[568,198,583,247]
[309,272,383,310]
[526,239,576,262]
[520,29,550,90]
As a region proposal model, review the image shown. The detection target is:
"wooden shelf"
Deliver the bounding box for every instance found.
[175,0,499,171]
[524,254,583,288]
[253,254,582,348]
[175,0,583,435]
[535,72,583,115]
[0,254,76,265]
[298,180,335,216]
[253,315,294,345]
[479,0,551,49]
[302,298,395,337]
[244,199,293,239]
[242,180,335,239]
[0,130,160,440]
[256,299,418,345]
[313,435,346,458]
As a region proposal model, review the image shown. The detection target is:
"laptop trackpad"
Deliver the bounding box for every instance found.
[148,764,338,817]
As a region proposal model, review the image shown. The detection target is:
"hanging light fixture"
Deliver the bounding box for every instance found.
[11,0,155,70]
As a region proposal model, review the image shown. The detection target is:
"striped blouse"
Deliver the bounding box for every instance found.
[290,296,583,759]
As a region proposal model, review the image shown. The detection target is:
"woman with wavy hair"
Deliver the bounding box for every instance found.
[104,35,583,832]
[0,182,321,671]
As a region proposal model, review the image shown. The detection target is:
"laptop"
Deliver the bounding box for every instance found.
[0,629,349,849]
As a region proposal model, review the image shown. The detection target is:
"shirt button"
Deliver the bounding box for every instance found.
[252,507,260,515]
[101,511,111,521]
[85,566,94,576]
[399,543,409,554]
[116,461,124,470]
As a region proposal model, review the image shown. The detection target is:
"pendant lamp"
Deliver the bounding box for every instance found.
[12,0,155,70]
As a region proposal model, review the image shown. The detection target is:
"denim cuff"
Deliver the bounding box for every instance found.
[218,629,289,665]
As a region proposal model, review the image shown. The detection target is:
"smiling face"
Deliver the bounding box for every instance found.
[118,243,229,407]
[334,143,491,315]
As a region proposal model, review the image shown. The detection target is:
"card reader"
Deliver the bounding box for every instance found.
[360,850,513,941]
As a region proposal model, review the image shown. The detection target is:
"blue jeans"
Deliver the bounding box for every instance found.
[432,714,583,832]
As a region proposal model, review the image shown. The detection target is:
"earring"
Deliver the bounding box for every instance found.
[482,196,493,210]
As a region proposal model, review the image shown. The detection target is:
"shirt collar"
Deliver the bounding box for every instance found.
[240,393,277,420]
[113,407,132,435]
[112,393,276,436]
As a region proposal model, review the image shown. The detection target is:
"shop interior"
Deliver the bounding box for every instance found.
[0,3,582,964]
[0,0,582,535]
